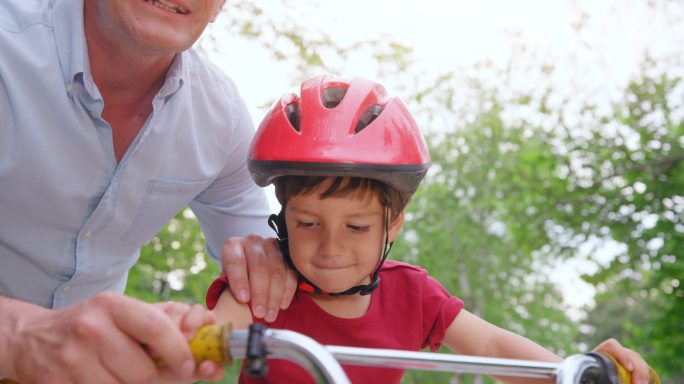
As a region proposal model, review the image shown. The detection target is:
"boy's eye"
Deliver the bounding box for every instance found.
[347,224,370,232]
[296,221,316,228]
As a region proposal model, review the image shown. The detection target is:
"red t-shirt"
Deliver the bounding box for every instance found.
[206,260,464,383]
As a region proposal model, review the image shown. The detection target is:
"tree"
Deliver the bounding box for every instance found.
[125,208,241,383]
[124,0,683,382]
[124,208,220,304]
[576,68,684,379]
[395,93,581,384]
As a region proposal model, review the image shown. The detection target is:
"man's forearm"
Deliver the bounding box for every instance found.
[0,295,49,379]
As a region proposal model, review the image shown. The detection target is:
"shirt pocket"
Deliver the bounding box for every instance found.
[120,177,211,246]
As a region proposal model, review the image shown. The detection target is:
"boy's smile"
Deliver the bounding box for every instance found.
[284,179,403,294]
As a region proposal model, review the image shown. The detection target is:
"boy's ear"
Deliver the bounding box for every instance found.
[387,211,405,243]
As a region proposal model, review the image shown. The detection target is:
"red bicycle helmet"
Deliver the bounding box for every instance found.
[248,74,430,194]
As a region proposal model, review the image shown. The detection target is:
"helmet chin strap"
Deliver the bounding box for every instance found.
[267,207,392,297]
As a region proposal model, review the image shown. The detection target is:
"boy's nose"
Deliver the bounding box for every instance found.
[319,228,344,257]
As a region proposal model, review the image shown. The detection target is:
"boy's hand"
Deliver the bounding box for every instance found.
[220,235,298,322]
[592,338,651,384]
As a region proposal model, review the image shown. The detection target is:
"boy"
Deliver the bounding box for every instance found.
[207,75,651,383]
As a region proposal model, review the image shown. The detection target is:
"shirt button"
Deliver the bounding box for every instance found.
[84,231,92,239]
[63,285,71,292]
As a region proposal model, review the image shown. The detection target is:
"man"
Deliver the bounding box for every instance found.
[0,0,295,382]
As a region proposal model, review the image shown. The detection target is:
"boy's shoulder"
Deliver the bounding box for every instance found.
[378,260,454,299]
[380,260,429,276]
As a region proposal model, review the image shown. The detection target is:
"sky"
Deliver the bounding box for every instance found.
[206,0,683,113]
[200,0,684,316]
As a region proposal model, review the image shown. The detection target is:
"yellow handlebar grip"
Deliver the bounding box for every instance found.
[188,323,233,365]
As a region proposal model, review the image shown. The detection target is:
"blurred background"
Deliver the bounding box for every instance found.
[125,0,684,382]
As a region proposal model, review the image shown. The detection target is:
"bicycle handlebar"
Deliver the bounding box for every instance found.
[229,327,351,384]
[0,323,658,384]
[190,324,658,384]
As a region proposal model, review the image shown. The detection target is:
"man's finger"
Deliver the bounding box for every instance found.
[197,361,225,382]
[96,325,157,383]
[222,238,251,303]
[243,236,271,319]
[75,357,122,384]
[179,304,215,339]
[108,295,195,379]
[281,267,298,310]
[264,235,297,310]
[264,238,288,322]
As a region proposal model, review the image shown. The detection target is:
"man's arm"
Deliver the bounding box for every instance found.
[0,293,217,383]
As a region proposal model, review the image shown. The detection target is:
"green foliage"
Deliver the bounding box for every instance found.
[125,1,683,382]
[126,208,241,383]
[394,52,683,380]
[394,100,581,362]
[125,208,220,304]
[575,69,684,379]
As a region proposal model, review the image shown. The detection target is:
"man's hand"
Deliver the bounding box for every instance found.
[151,301,225,383]
[592,338,651,384]
[220,235,297,322]
[2,293,222,383]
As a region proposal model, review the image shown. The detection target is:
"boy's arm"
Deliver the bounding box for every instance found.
[442,310,652,384]
[441,309,560,384]
[443,309,561,360]
[212,289,253,330]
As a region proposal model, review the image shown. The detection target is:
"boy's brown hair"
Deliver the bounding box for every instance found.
[274,176,412,221]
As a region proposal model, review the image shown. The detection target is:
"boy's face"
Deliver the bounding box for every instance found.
[285,178,404,294]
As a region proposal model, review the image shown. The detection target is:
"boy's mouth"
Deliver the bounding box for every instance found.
[315,263,350,270]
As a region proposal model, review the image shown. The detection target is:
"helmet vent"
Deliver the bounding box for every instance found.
[285,103,301,131]
[354,104,383,133]
[322,86,348,108]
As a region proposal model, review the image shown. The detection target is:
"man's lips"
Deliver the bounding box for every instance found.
[144,0,189,15]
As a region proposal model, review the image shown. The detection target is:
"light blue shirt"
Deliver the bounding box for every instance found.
[0,0,271,309]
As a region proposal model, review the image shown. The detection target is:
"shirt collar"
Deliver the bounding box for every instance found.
[159,53,186,98]
[52,0,87,90]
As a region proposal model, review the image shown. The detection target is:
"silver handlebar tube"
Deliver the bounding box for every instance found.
[227,328,604,384]
[556,354,604,384]
[327,345,558,378]
[329,346,605,384]
[228,329,351,384]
